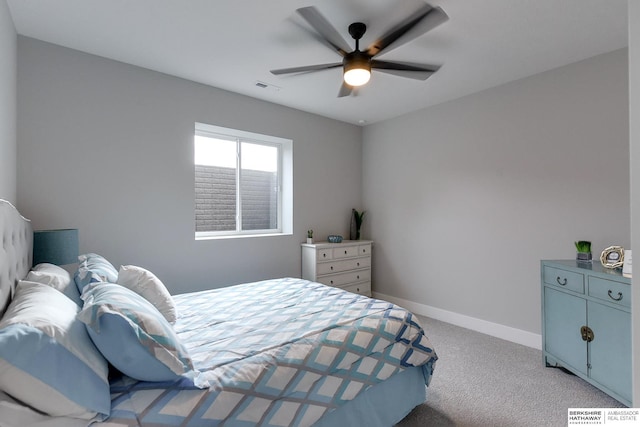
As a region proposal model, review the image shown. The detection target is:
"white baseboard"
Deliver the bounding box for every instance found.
[373,291,542,350]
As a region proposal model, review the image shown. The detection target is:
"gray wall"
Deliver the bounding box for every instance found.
[16,37,362,294]
[363,48,630,335]
[629,0,639,407]
[0,0,16,203]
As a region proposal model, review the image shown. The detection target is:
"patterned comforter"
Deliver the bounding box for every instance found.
[104,278,437,426]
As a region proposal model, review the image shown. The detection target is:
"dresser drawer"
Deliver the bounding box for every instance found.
[333,245,360,259]
[342,281,371,296]
[358,244,371,256]
[317,249,333,261]
[543,266,584,294]
[317,257,371,275]
[588,277,630,308]
[318,269,371,287]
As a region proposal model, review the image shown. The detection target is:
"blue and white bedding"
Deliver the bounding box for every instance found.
[104,278,437,427]
[0,201,437,426]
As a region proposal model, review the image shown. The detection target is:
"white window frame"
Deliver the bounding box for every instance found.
[195,122,293,240]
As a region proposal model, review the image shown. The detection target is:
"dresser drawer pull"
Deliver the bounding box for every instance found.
[330,266,334,270]
[323,253,327,258]
[344,250,348,254]
[330,280,334,285]
[556,277,567,286]
[608,290,623,301]
[357,262,360,267]
[356,275,360,280]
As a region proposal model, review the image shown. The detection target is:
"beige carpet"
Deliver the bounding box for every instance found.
[396,316,624,427]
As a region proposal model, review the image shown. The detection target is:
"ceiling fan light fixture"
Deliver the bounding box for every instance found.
[344,67,371,86]
[343,52,371,87]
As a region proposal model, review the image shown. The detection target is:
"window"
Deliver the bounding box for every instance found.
[194,122,292,239]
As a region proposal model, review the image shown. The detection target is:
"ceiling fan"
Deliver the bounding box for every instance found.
[270,2,449,97]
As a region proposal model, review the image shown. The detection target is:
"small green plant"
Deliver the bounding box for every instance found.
[307,229,313,239]
[574,240,592,253]
[353,209,366,240]
[353,210,366,228]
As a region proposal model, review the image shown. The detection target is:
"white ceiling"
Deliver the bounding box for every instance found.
[7,0,629,125]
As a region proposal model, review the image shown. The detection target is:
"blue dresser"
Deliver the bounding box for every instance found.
[541,260,631,406]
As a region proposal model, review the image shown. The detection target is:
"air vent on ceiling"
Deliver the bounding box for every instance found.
[255,81,281,92]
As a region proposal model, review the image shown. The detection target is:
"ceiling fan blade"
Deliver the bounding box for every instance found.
[366,5,448,57]
[371,60,440,80]
[297,6,351,57]
[271,62,342,75]
[338,82,353,97]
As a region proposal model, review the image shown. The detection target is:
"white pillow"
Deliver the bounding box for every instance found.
[117,265,177,324]
[0,281,110,419]
[27,263,69,290]
[26,263,82,305]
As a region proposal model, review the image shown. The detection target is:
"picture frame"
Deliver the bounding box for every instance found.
[600,246,625,269]
[622,249,632,277]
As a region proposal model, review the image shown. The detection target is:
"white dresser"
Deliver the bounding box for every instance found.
[301,240,372,296]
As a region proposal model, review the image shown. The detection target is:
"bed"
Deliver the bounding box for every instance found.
[0,199,437,427]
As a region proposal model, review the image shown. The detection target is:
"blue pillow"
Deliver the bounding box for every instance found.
[74,253,119,292]
[78,283,193,382]
[0,281,110,419]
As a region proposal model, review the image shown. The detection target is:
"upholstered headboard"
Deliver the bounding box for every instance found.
[0,200,33,315]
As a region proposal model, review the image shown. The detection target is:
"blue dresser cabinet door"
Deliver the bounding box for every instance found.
[587,301,632,402]
[544,287,587,375]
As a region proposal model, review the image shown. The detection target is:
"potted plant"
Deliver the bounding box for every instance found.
[307,229,313,244]
[575,240,592,262]
[350,209,366,240]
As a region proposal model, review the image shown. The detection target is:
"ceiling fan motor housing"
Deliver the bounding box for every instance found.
[344,51,371,72]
